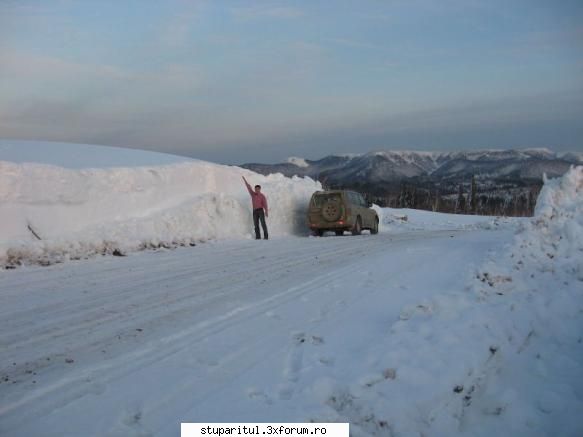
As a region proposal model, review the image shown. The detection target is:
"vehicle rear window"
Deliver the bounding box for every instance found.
[312,193,341,207]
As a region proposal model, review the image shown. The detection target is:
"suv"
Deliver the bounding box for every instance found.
[307,190,379,236]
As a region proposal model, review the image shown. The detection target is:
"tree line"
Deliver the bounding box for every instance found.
[322,175,542,217]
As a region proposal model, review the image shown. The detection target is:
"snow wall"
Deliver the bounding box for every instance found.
[410,165,583,435]
[530,165,583,280]
[343,167,582,435]
[0,160,321,266]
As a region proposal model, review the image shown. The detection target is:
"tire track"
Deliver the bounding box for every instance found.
[0,231,465,433]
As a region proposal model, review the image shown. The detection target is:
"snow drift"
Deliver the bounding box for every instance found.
[357,166,583,435]
[0,160,321,267]
[458,165,583,435]
[530,166,583,280]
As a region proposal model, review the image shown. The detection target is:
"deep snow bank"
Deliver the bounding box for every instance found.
[0,160,320,266]
[459,165,583,435]
[528,166,583,280]
[366,166,583,435]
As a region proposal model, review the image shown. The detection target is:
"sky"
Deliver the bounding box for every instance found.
[1,0,582,164]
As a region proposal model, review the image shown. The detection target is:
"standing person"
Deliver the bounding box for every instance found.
[242,176,269,240]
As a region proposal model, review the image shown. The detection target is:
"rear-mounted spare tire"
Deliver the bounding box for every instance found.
[321,201,342,222]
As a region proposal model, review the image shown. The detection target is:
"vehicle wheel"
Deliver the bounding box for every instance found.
[371,218,379,234]
[352,217,362,235]
[313,229,324,237]
[335,230,344,236]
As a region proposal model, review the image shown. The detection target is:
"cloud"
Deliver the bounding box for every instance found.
[198,90,583,162]
[327,38,381,50]
[0,49,129,82]
[0,50,135,115]
[2,49,581,159]
[1,37,581,164]
[0,48,205,105]
[0,49,209,152]
[2,88,582,164]
[230,5,304,20]
[510,26,583,56]
[155,2,204,49]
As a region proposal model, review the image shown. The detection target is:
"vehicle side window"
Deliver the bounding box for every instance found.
[347,192,357,206]
[357,194,365,206]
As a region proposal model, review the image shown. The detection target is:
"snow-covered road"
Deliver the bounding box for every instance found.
[0,229,512,436]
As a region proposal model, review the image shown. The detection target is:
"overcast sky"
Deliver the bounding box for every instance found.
[1,0,582,164]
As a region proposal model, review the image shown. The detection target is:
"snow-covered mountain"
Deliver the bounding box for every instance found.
[242,149,581,184]
[242,149,581,215]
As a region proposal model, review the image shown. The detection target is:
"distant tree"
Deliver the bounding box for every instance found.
[517,192,528,216]
[456,184,466,213]
[398,183,414,208]
[432,189,440,212]
[528,188,537,216]
[470,175,477,214]
[412,187,418,209]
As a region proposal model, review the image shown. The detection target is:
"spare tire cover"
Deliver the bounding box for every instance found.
[322,201,342,222]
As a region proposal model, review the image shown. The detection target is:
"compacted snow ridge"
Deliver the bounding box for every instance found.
[0,142,581,437]
[0,148,321,267]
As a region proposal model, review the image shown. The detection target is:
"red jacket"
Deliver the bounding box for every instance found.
[244,180,268,214]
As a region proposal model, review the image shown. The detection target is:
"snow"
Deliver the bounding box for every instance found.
[0,140,195,169]
[376,206,519,232]
[0,142,321,267]
[369,150,437,162]
[331,153,362,159]
[286,157,310,168]
[0,143,581,436]
[559,151,583,163]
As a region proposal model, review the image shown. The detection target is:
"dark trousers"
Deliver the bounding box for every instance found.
[253,208,268,239]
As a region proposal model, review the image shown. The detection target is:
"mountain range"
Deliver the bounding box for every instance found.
[241,149,583,215]
[242,149,581,185]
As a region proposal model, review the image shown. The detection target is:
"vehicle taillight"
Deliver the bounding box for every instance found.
[338,220,344,224]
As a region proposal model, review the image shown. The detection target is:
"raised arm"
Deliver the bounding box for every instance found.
[242,176,253,196]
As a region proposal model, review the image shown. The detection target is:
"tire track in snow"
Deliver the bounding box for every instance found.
[0,235,389,357]
[0,236,393,428]
[0,230,468,433]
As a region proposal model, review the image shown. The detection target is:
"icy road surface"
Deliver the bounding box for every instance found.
[1,230,512,436]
